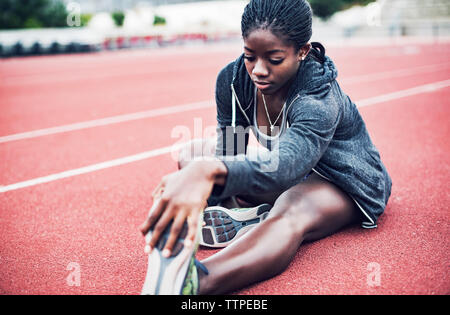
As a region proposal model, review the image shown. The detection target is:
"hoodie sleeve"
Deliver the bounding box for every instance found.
[207,61,250,204]
[214,62,249,157]
[212,95,341,199]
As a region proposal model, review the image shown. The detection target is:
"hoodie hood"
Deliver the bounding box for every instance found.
[229,52,339,130]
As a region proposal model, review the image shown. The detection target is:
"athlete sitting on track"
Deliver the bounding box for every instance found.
[140,0,392,295]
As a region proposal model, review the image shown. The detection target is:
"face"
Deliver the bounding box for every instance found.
[243,28,309,96]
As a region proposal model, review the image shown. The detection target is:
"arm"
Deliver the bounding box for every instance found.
[212,96,341,199]
[195,157,228,186]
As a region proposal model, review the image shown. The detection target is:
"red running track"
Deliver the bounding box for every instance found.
[0,41,449,295]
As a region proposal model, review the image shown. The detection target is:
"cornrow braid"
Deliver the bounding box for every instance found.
[241,0,325,63]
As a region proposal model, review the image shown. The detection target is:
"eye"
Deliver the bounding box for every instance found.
[244,55,256,62]
[269,59,284,65]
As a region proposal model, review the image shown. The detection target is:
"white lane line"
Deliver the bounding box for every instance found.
[340,63,450,85]
[1,63,449,144]
[0,142,186,193]
[0,79,449,194]
[357,79,450,107]
[0,100,213,144]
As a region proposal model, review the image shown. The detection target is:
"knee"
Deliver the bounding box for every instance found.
[269,192,320,238]
[257,215,304,274]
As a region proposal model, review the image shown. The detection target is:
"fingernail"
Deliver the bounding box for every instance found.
[144,245,152,254]
[162,249,171,258]
[184,239,193,248]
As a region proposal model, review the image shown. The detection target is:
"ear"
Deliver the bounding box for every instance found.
[298,43,312,61]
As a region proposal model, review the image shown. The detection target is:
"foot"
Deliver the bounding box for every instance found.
[200,203,272,248]
[141,218,207,295]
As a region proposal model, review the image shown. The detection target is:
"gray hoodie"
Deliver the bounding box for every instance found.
[208,52,392,228]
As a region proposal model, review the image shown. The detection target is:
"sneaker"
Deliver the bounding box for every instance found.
[141,215,206,295]
[200,203,272,248]
[180,255,209,295]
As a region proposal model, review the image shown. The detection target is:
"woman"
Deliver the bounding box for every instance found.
[140,0,392,295]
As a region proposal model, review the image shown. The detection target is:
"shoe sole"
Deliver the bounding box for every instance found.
[200,204,272,248]
[141,213,201,295]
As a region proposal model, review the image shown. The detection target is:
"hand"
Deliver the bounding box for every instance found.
[139,161,219,257]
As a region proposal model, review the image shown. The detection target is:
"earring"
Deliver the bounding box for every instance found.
[301,55,306,61]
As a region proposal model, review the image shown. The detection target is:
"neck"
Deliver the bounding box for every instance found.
[262,74,296,107]
[260,84,289,114]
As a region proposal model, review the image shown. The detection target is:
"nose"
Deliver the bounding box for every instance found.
[252,59,269,78]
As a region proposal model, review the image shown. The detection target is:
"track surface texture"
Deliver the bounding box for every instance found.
[0,41,449,295]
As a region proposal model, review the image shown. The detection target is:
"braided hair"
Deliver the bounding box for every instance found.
[241,0,325,63]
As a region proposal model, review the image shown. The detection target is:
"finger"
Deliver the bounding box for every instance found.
[140,198,161,236]
[151,180,164,199]
[151,186,162,200]
[140,197,166,236]
[151,183,160,198]
[185,209,202,248]
[148,203,177,251]
[162,212,187,258]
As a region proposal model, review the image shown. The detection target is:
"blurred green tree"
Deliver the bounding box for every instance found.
[341,0,378,9]
[309,0,376,20]
[0,0,68,29]
[80,14,93,27]
[112,11,125,27]
[153,15,166,26]
[40,0,68,27]
[309,0,343,20]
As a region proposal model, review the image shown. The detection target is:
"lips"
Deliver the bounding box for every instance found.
[254,81,271,90]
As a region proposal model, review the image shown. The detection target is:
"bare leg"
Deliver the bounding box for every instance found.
[198,173,361,294]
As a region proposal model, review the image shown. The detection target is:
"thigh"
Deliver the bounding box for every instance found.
[269,173,361,242]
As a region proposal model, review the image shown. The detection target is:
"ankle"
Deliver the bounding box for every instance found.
[197,261,210,295]
[235,196,255,208]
